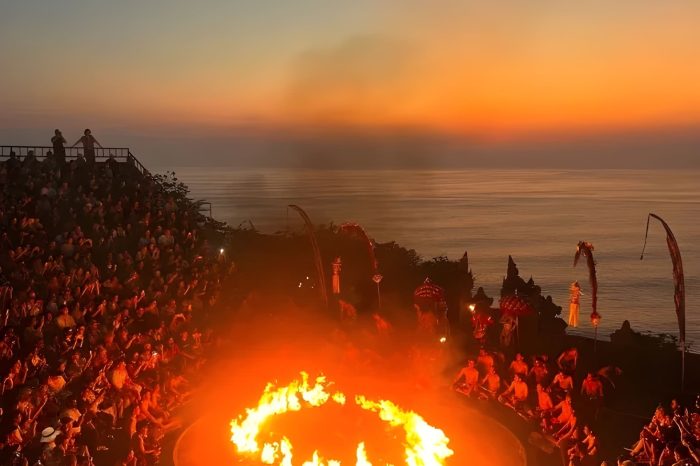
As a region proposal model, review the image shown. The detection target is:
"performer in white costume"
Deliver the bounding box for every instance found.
[568,281,582,327]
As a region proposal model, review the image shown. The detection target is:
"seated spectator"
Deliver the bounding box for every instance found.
[673,444,698,465]
[509,353,529,379]
[55,306,77,330]
[131,421,160,465]
[580,372,604,422]
[629,406,671,464]
[579,425,599,465]
[535,383,554,417]
[499,374,529,410]
[0,152,226,465]
[480,366,501,400]
[529,357,549,386]
[110,359,138,391]
[46,364,67,394]
[557,347,579,374]
[453,360,480,397]
[476,348,495,375]
[550,370,574,402]
[546,394,574,434]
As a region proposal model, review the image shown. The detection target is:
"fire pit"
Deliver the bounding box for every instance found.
[229,372,453,465]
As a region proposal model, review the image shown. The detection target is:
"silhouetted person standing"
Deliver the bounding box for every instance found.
[72,128,102,165]
[6,151,20,172]
[51,129,67,164]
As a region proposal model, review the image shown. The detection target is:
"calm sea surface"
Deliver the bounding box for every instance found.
[169,167,700,348]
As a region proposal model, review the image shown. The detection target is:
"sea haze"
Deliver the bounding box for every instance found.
[171,167,700,349]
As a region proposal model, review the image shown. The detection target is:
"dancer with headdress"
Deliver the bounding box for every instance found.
[568,281,582,327]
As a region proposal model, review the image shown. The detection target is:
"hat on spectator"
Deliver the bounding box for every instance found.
[40,426,61,443]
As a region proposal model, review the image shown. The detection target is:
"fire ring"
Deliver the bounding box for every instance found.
[229,372,454,465]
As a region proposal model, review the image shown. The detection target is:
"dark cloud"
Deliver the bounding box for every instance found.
[283,35,414,124]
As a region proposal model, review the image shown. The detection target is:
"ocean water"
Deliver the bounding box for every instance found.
[170,167,700,348]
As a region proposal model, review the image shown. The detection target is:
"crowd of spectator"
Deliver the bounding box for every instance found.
[0,144,229,465]
[454,346,603,465]
[2,137,697,466]
[620,396,700,466]
[453,345,700,466]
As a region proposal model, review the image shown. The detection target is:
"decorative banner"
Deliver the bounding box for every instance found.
[340,223,383,309]
[340,223,379,274]
[288,205,328,307]
[574,241,600,326]
[640,214,686,351]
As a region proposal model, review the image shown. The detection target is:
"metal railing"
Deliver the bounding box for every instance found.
[0,145,150,176]
[0,145,219,219]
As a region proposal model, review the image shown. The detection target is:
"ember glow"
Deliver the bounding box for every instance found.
[229,372,454,465]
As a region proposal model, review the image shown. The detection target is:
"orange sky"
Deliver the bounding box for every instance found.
[1,1,699,139]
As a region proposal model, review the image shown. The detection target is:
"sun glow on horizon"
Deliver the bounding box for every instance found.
[2,1,699,139]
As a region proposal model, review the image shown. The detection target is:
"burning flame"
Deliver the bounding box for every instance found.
[355,396,453,466]
[230,372,453,466]
[356,443,372,466]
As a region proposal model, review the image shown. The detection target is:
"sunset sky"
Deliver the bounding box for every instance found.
[2,0,699,167]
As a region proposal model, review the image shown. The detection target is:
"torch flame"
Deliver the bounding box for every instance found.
[230,372,453,465]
